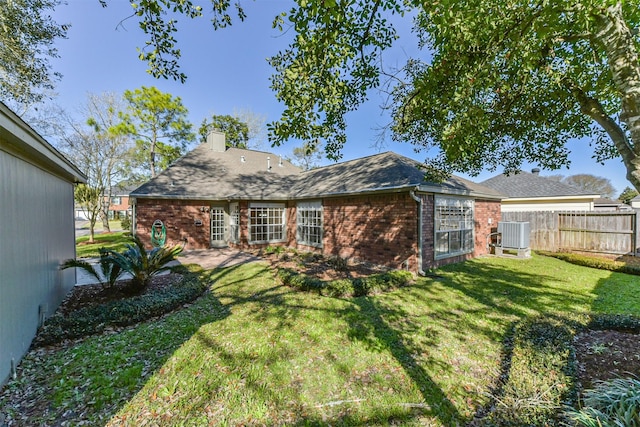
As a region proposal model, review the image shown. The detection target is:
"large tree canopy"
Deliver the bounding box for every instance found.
[117,86,194,179]
[266,1,640,190]
[7,1,640,191]
[0,0,67,105]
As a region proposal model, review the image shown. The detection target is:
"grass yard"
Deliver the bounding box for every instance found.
[75,231,131,258]
[1,254,639,425]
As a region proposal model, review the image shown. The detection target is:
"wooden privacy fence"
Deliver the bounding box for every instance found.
[501,211,639,255]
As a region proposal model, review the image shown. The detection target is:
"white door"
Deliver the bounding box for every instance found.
[210,207,227,248]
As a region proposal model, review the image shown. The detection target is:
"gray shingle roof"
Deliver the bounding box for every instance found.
[293,152,502,198]
[481,171,599,198]
[132,145,502,200]
[131,145,301,200]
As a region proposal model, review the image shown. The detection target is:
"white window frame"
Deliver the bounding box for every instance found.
[248,202,286,244]
[434,197,474,259]
[229,202,240,243]
[296,200,323,248]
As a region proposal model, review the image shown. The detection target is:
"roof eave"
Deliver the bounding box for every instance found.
[504,194,600,202]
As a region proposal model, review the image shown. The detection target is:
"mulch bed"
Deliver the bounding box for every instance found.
[254,250,390,281]
[56,274,182,315]
[574,329,640,390]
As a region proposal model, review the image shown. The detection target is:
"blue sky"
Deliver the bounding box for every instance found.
[49,0,630,195]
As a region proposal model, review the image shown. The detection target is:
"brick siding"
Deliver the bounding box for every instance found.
[322,193,419,271]
[135,194,501,273]
[135,199,211,249]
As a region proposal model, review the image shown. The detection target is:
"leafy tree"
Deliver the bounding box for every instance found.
[619,186,639,204]
[117,86,195,179]
[199,114,249,148]
[290,141,323,171]
[57,93,130,241]
[563,174,617,199]
[233,108,267,149]
[0,0,67,105]
[74,183,102,243]
[263,1,640,193]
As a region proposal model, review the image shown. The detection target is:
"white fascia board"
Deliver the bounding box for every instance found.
[0,103,86,183]
[504,194,600,202]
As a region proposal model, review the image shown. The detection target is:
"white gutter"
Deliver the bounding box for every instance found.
[410,188,426,276]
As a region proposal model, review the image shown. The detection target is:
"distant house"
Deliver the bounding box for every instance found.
[630,195,640,210]
[74,184,135,220]
[107,184,136,219]
[481,168,600,212]
[594,198,633,211]
[131,132,503,273]
[0,103,86,385]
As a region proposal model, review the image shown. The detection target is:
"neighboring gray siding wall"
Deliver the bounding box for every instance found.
[0,149,76,384]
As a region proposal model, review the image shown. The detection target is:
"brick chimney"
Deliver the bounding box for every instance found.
[206,130,226,152]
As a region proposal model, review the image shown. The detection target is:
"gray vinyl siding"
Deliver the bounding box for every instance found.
[0,149,77,385]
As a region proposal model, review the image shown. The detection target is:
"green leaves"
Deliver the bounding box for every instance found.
[199,114,249,148]
[0,0,68,105]
[118,86,195,178]
[268,0,407,160]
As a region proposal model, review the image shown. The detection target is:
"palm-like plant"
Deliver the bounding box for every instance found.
[62,235,183,293]
[103,235,183,292]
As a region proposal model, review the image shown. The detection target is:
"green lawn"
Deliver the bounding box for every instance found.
[75,231,131,258]
[2,254,639,425]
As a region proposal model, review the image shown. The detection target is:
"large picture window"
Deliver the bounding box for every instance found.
[435,197,474,258]
[297,201,323,247]
[249,203,286,243]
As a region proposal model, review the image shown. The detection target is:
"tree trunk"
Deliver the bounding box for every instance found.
[592,3,640,191]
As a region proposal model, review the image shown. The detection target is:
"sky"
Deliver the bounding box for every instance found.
[47,0,631,196]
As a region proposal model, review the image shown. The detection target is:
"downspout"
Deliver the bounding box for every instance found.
[410,188,426,276]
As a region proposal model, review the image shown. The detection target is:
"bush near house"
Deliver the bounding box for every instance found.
[34,269,207,347]
[277,267,414,297]
[538,251,640,276]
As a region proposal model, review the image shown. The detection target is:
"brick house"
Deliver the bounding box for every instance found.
[131,132,503,273]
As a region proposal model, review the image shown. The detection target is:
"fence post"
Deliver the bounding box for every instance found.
[635,211,639,256]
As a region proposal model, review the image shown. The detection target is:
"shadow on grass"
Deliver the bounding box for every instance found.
[0,266,238,426]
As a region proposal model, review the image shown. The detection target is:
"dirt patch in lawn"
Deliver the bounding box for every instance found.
[573,329,640,390]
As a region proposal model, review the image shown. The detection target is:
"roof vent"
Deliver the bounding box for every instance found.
[279,156,283,167]
[267,157,272,171]
[531,168,540,175]
[241,156,246,163]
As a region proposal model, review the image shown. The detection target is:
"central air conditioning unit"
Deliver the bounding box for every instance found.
[497,221,530,249]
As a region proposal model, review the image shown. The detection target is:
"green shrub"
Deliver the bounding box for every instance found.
[588,313,640,331]
[276,268,413,298]
[62,235,183,294]
[483,317,577,426]
[34,273,207,347]
[323,279,353,297]
[563,377,640,427]
[326,256,349,271]
[120,216,131,231]
[538,251,640,276]
[263,245,285,255]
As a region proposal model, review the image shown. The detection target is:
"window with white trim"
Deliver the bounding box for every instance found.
[249,203,286,243]
[434,197,474,258]
[229,202,239,243]
[297,201,323,247]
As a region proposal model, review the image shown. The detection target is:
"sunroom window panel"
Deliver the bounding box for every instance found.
[434,197,474,259]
